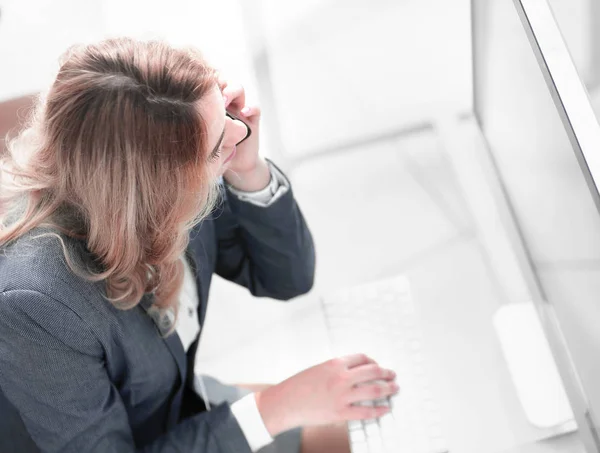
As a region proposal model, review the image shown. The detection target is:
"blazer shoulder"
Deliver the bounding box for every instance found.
[0,230,101,302]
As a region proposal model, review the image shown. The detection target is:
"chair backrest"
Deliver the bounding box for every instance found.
[0,94,36,152]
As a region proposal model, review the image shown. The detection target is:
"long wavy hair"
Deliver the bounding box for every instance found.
[0,37,220,320]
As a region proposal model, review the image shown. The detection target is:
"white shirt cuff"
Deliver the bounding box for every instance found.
[230,393,274,452]
[226,161,290,207]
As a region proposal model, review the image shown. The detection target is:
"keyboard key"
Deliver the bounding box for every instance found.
[427,426,444,438]
[409,340,422,351]
[378,412,396,433]
[349,428,366,443]
[424,400,438,413]
[348,420,363,432]
[430,438,450,453]
[351,443,369,453]
[365,421,380,438]
[373,398,389,407]
[368,434,385,453]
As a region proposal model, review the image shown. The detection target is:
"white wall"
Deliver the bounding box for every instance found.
[0,0,258,102]
[0,0,106,101]
[102,0,256,89]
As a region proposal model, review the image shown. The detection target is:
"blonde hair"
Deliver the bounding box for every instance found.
[0,37,220,319]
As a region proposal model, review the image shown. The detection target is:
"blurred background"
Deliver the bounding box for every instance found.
[3,1,600,452]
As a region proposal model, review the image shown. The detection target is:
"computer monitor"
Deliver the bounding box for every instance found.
[472,0,600,450]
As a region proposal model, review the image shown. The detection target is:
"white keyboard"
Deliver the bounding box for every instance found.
[321,275,448,453]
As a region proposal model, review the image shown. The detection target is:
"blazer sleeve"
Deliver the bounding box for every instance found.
[0,290,252,453]
[214,166,316,300]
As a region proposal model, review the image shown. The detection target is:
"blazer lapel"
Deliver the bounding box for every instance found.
[163,332,186,428]
[139,293,188,428]
[162,330,186,382]
[184,247,204,385]
[139,295,187,385]
[184,247,204,329]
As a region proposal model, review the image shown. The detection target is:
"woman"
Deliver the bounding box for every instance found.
[0,38,398,453]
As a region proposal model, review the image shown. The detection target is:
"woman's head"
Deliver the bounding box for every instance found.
[0,37,229,316]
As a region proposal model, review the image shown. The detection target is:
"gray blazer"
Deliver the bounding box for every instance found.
[0,171,315,453]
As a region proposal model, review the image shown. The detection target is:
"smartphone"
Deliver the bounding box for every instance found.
[225,112,252,145]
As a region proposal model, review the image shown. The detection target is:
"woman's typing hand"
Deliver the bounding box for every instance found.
[254,354,399,436]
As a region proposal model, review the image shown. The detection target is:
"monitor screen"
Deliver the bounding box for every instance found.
[473,0,600,448]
